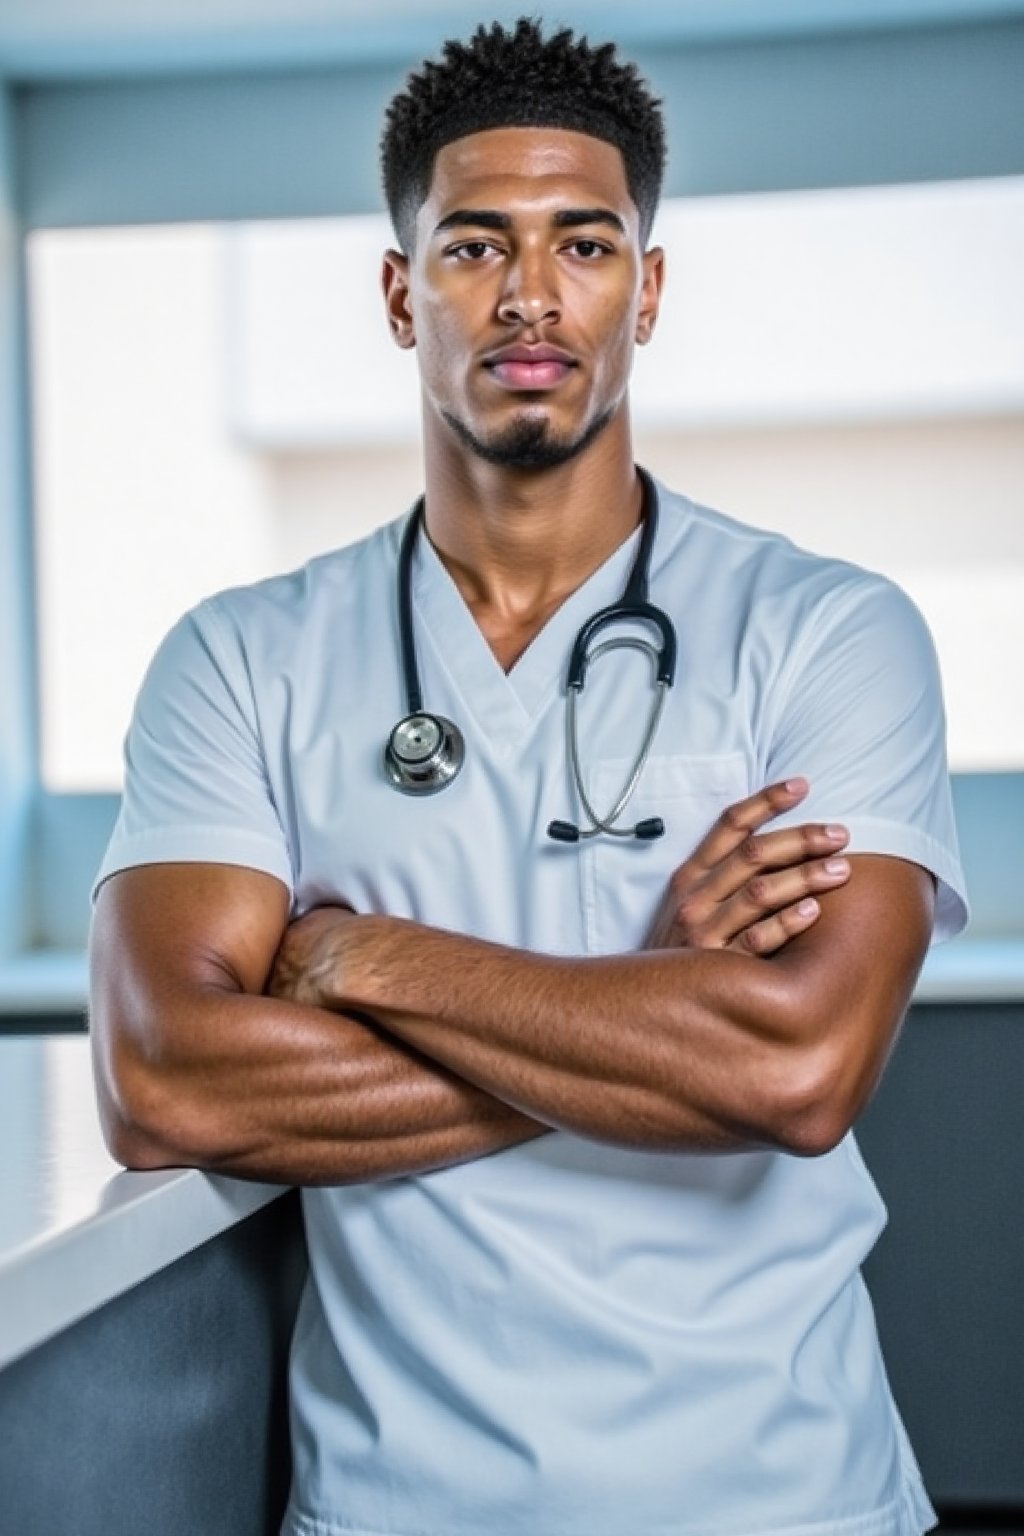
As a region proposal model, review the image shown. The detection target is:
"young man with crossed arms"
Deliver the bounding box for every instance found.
[91,19,967,1536]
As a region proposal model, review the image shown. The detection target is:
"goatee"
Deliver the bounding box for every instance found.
[441,406,615,471]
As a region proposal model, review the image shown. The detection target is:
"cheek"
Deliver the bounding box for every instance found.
[412,314,464,388]
[417,289,482,360]
[587,307,638,386]
[574,280,639,345]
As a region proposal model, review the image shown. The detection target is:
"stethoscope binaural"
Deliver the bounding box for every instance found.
[383,468,678,842]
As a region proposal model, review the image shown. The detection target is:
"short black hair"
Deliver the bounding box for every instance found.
[380,17,666,253]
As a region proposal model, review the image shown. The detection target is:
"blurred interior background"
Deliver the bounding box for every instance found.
[1,0,1022,1007]
[0,2,1021,1530]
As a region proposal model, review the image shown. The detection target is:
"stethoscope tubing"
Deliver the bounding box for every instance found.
[566,639,671,837]
[396,499,427,717]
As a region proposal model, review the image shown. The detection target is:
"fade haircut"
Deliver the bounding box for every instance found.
[380,17,666,254]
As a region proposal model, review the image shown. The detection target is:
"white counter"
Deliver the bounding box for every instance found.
[0,1035,288,1370]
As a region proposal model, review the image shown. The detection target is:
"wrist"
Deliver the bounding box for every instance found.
[330,913,404,1013]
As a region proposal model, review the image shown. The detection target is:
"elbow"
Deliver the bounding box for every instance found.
[779,1103,851,1160]
[757,976,900,1158]
[99,1105,177,1172]
[91,1009,214,1171]
[93,1034,184,1170]
[769,1041,858,1159]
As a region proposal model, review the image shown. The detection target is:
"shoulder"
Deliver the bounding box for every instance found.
[145,516,406,694]
[196,515,404,649]
[653,477,926,645]
[132,515,407,718]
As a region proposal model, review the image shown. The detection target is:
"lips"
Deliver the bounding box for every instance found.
[484,344,576,391]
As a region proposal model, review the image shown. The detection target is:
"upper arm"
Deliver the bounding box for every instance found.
[92,600,295,904]
[91,860,291,1003]
[89,862,290,1152]
[767,852,934,1149]
[764,572,968,943]
[749,572,965,1148]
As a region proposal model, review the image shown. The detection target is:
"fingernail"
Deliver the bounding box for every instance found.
[824,857,849,875]
[826,824,847,841]
[798,898,819,917]
[785,777,808,793]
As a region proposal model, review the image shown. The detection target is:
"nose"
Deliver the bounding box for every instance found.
[496,248,561,327]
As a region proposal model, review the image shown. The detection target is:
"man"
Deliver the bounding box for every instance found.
[90,18,967,1536]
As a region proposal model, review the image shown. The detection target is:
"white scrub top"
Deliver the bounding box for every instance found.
[96,479,968,1536]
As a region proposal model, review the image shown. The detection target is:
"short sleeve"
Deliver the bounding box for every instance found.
[763,573,968,944]
[92,598,294,901]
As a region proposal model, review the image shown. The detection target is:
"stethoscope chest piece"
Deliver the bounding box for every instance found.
[384,711,465,795]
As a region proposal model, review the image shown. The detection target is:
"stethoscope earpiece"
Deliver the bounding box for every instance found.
[545,816,665,843]
[384,711,465,795]
[634,818,665,840]
[546,820,581,843]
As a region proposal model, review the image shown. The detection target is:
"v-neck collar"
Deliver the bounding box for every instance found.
[409,503,648,750]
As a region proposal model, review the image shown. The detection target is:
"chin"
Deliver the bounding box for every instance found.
[442,405,615,472]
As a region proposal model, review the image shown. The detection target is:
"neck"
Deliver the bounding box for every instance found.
[420,417,643,627]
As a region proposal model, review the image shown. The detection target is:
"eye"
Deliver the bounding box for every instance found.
[448,240,498,262]
[567,238,611,259]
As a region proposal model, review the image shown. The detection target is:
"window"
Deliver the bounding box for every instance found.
[28,179,1024,794]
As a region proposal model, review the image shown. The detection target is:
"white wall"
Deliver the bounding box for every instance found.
[29,224,278,789]
[265,417,1024,774]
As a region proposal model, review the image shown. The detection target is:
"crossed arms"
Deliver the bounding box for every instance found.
[89,779,934,1186]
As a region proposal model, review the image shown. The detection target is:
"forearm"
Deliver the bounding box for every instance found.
[93,985,547,1185]
[321,918,826,1155]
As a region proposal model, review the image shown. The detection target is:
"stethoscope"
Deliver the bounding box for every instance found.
[383,468,678,843]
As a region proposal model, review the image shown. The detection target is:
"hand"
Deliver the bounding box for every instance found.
[266,904,358,1008]
[644,778,851,956]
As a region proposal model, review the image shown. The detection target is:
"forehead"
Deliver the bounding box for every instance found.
[421,126,636,226]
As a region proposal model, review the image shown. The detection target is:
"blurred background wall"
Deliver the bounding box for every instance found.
[2,0,1022,992]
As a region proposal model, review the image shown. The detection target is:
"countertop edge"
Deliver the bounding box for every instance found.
[0,1162,290,1371]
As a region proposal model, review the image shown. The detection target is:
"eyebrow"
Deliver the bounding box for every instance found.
[431,207,627,237]
[552,208,627,233]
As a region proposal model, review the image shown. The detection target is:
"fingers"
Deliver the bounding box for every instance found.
[676,776,848,900]
[696,824,850,907]
[725,897,824,957]
[650,776,858,956]
[672,852,852,953]
[684,778,812,881]
[711,854,851,945]
[654,775,858,954]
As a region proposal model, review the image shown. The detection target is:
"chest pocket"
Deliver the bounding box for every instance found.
[580,753,750,955]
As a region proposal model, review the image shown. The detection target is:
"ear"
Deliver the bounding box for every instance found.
[635,245,665,346]
[382,249,416,349]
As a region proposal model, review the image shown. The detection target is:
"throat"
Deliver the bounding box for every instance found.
[471,595,570,673]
